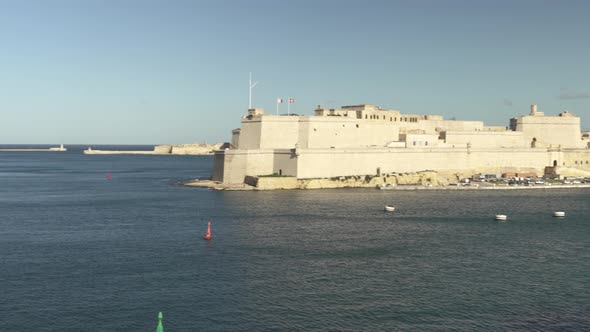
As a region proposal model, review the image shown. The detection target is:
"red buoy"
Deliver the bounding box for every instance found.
[203,221,212,240]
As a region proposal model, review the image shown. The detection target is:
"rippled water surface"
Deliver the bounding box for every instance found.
[1,146,589,331]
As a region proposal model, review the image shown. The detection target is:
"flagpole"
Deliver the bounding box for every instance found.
[287,97,290,115]
[276,98,279,115]
[248,72,259,109]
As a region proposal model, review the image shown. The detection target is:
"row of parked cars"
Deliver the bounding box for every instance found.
[464,175,590,186]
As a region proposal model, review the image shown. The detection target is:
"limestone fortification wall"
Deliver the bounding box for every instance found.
[213,149,276,183]
[236,114,487,150]
[546,166,590,177]
[244,175,298,190]
[212,153,226,182]
[238,121,263,149]
[273,150,298,176]
[214,104,590,184]
[512,114,583,148]
[260,117,300,149]
[154,145,173,153]
[170,143,222,155]
[400,134,440,148]
[301,117,400,148]
[444,131,526,148]
[294,148,552,179]
[213,146,574,184]
[240,171,478,190]
[563,150,590,169]
[298,171,444,189]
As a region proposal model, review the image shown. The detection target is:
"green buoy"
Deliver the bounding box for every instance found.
[156,312,164,332]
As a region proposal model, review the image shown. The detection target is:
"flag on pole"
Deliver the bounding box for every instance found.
[276,98,283,115]
[288,98,295,103]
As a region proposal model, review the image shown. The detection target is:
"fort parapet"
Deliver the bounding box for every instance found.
[213,104,590,184]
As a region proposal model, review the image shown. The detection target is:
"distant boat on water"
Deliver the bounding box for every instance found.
[495,214,507,221]
[384,205,396,212]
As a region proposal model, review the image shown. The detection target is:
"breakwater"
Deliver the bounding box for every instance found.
[0,145,67,152]
[84,143,224,155]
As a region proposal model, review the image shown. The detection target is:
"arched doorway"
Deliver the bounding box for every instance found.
[553,160,558,167]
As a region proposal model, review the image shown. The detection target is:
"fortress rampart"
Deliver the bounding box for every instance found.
[213,104,590,184]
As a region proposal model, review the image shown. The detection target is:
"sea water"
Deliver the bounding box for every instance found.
[1,146,589,331]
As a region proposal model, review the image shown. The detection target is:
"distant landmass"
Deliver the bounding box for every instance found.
[83,143,227,155]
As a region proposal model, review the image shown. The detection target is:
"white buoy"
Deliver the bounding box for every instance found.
[553,211,565,217]
[495,214,507,221]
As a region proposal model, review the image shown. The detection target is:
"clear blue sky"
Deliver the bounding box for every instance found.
[1,0,589,144]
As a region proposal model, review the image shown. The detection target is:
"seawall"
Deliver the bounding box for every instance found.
[84,143,223,155]
[186,169,590,191]
[188,171,459,190]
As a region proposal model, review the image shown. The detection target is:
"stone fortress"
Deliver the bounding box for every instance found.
[212,103,590,187]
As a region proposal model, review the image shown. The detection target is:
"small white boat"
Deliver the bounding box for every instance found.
[553,211,565,217]
[495,214,507,221]
[384,205,396,212]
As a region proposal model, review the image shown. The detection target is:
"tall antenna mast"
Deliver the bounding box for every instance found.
[248,72,259,109]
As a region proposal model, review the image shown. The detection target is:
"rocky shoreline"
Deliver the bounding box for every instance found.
[378,183,590,190]
[183,177,590,191]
